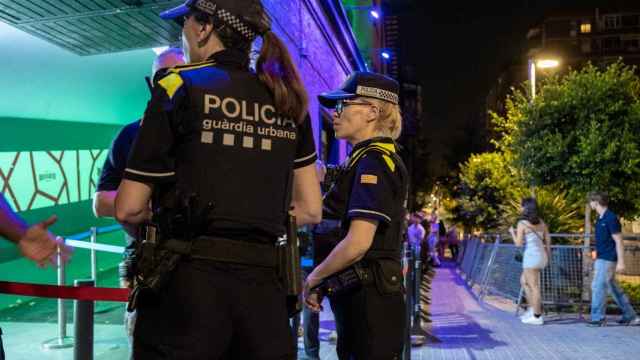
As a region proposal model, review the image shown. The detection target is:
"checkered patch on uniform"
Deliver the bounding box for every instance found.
[361,174,378,185]
[216,8,258,40]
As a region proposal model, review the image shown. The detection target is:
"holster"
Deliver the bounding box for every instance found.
[127,224,182,312]
[280,215,302,317]
[312,263,374,298]
[312,252,403,299]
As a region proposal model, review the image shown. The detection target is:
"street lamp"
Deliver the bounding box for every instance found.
[344,5,382,21]
[528,57,560,100]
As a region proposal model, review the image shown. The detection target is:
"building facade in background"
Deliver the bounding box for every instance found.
[488,5,640,117]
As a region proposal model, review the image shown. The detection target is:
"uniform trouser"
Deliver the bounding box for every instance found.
[302,267,320,359]
[133,259,295,360]
[329,284,405,360]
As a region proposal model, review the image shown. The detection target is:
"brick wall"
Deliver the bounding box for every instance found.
[263,0,364,161]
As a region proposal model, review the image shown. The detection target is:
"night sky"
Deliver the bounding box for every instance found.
[392,0,628,179]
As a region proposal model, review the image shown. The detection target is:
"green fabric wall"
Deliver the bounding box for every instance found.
[0,21,158,309]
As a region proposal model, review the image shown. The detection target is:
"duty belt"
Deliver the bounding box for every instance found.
[365,249,401,262]
[164,236,278,268]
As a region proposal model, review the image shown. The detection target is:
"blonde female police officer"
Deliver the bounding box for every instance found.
[304,72,408,360]
[115,0,322,358]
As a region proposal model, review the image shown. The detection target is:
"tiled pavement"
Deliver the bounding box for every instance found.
[2,261,639,359]
[410,261,640,360]
[306,261,640,360]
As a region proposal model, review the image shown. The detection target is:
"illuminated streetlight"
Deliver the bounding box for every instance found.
[528,57,560,100]
[537,59,560,69]
[344,5,382,22]
[381,51,391,60]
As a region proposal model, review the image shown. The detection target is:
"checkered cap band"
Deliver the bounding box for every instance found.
[356,86,399,104]
[216,8,259,40]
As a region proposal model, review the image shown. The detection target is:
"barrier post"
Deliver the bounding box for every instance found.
[479,235,502,301]
[74,279,95,360]
[402,242,412,359]
[90,227,98,282]
[42,243,74,350]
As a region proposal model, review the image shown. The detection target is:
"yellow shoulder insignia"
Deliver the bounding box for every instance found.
[158,73,184,100]
[382,154,396,172]
[170,61,216,73]
[371,142,396,153]
[361,174,379,184]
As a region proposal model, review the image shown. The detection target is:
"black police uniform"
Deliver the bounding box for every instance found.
[324,137,408,360]
[123,49,317,359]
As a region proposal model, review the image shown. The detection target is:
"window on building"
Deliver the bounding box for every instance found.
[622,14,640,28]
[623,37,640,52]
[580,23,592,33]
[546,20,571,37]
[581,39,592,53]
[604,15,622,29]
[603,36,622,50]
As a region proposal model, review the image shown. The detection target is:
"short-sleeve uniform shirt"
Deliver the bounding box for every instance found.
[124,49,317,243]
[346,150,398,225]
[324,137,406,245]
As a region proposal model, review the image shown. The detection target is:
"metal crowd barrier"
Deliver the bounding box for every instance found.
[458,233,640,317]
[40,224,125,357]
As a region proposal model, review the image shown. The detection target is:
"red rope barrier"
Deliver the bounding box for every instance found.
[0,281,129,302]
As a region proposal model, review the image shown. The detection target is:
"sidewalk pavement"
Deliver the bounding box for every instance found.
[412,261,640,360]
[2,260,639,359]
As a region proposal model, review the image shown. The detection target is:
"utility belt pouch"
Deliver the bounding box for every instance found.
[370,258,403,295]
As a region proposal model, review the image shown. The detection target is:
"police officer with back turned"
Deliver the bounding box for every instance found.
[304,72,408,360]
[114,0,322,358]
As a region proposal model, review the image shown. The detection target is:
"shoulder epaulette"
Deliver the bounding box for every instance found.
[169,60,217,74]
[157,73,184,100]
[348,141,398,173]
[155,61,218,100]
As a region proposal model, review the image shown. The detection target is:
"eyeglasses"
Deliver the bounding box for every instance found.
[334,99,375,117]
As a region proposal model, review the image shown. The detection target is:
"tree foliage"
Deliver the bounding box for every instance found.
[448,152,523,232]
[492,62,640,218]
[501,186,584,243]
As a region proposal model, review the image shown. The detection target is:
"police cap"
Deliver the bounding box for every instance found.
[160,0,270,40]
[318,72,400,108]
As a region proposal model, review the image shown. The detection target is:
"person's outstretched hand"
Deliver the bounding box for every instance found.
[18,215,71,267]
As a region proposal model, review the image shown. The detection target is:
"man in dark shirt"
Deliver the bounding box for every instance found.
[92,47,185,348]
[587,191,639,326]
[93,47,185,223]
